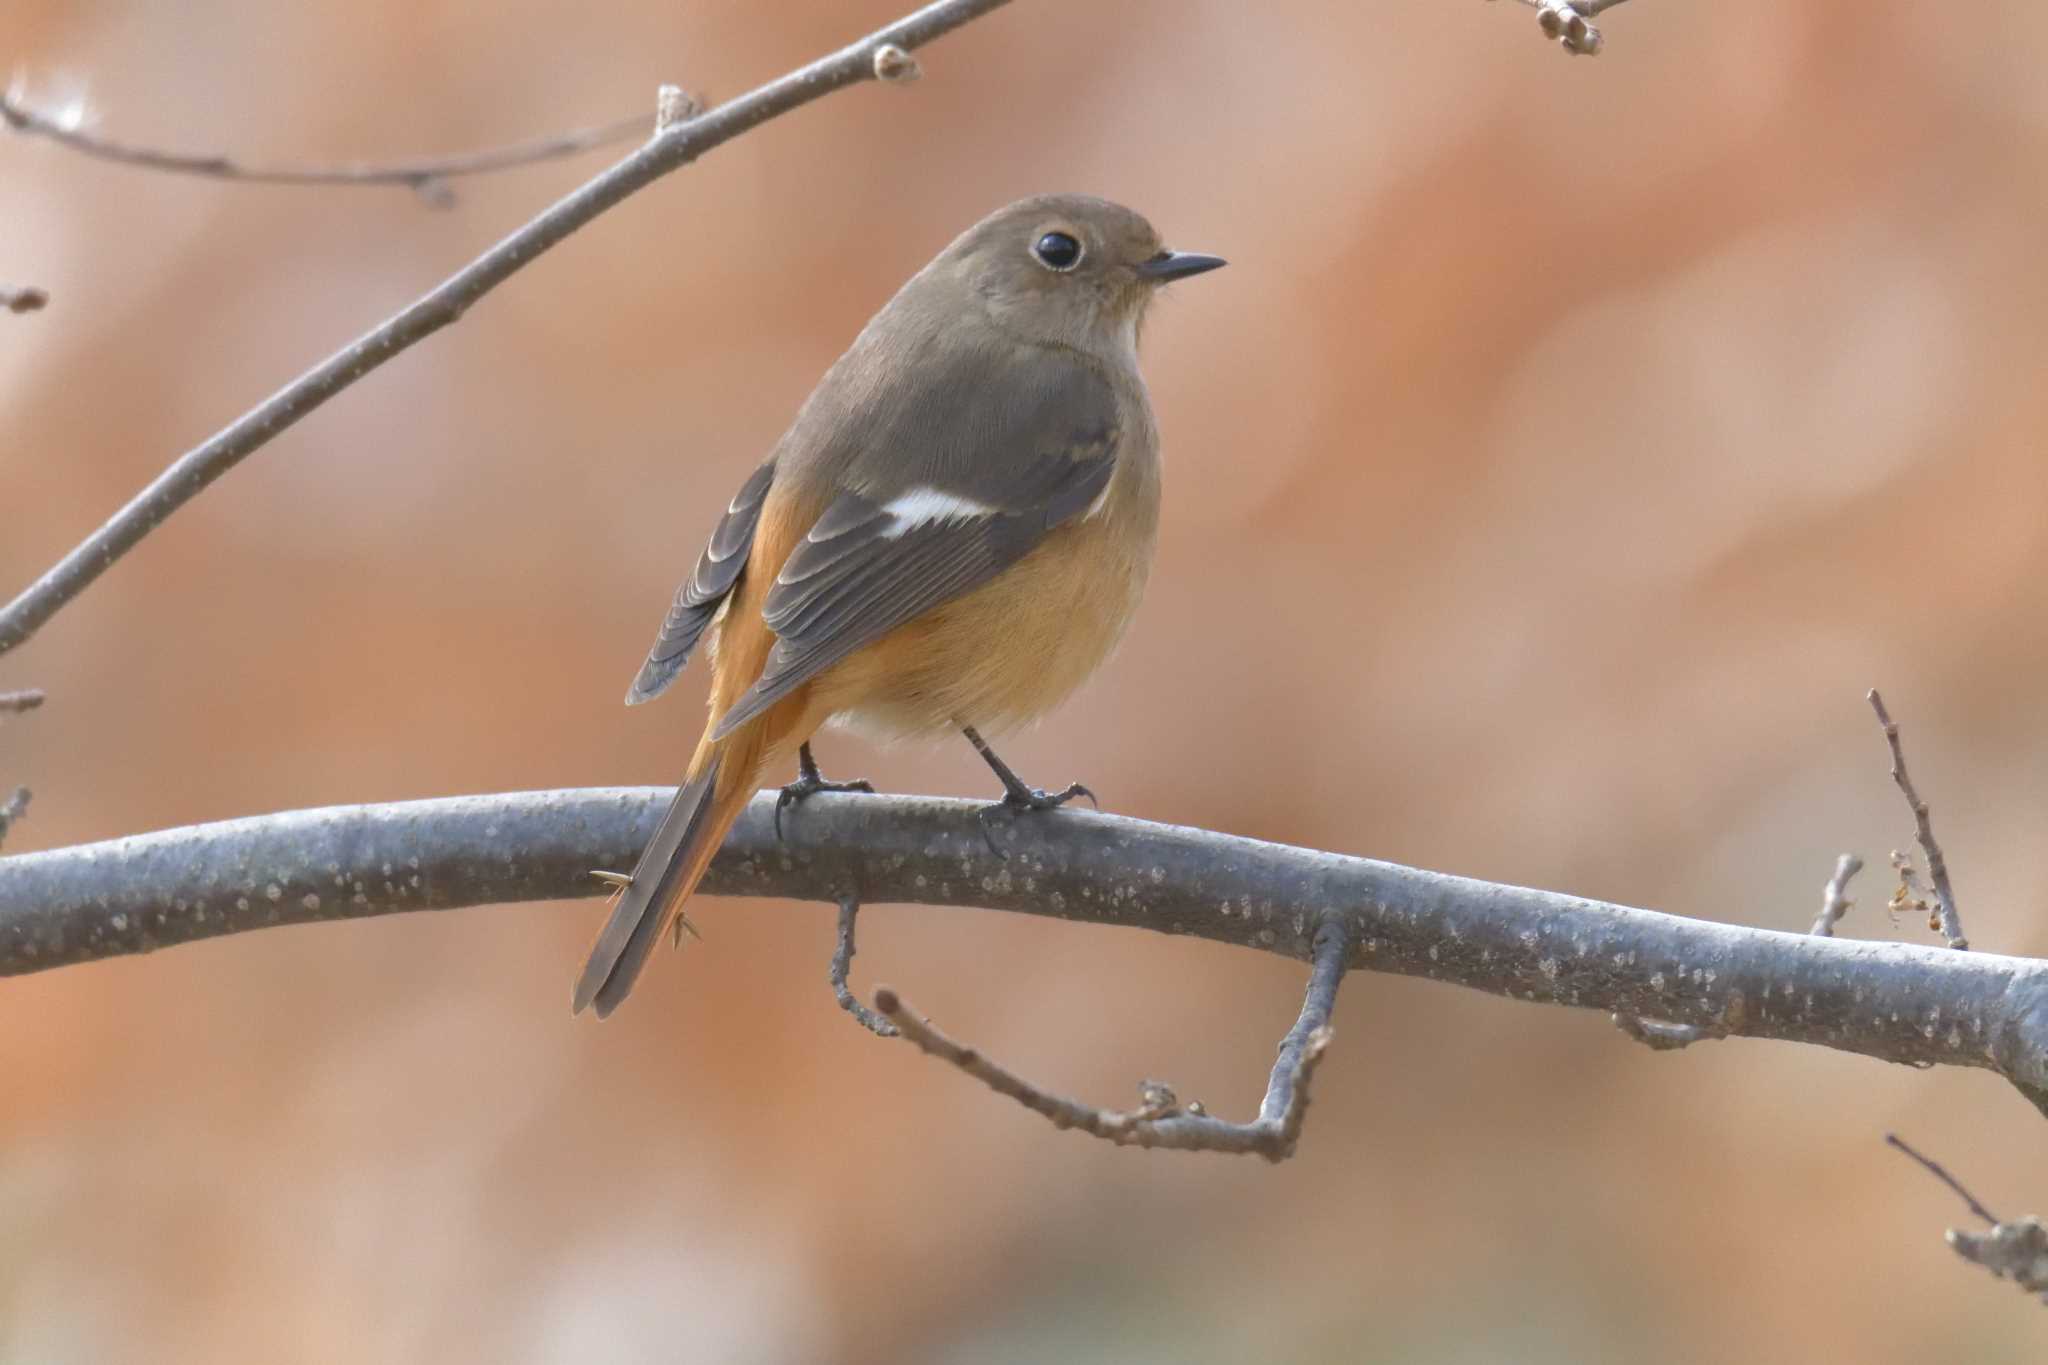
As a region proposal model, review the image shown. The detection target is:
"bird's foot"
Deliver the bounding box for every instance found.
[976,780,1097,856]
[775,742,875,841]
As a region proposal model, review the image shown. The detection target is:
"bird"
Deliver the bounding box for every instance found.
[574,193,1225,1018]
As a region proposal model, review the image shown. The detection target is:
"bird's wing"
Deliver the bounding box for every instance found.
[624,459,775,705]
[711,350,1120,737]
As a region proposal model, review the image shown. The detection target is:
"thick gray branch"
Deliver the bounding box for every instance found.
[3,788,2047,1114]
[0,0,1012,657]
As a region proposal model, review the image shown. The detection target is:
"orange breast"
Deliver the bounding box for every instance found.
[812,443,1162,743]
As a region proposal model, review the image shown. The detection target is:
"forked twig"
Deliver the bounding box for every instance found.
[1888,1133,2048,1304]
[1868,690,1968,949]
[0,0,1016,659]
[874,918,1352,1161]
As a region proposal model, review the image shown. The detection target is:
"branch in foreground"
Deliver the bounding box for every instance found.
[0,0,1012,659]
[1491,0,1633,55]
[876,917,1349,1160]
[5,788,2048,1115]
[1868,689,1968,950]
[3,80,654,206]
[1888,1133,2048,1305]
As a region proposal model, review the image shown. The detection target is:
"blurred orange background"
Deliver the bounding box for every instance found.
[7,0,2048,1358]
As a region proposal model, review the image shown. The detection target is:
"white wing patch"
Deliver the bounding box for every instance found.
[879,488,995,538]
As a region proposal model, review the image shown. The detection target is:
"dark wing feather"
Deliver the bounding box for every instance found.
[711,448,1115,737]
[624,460,774,705]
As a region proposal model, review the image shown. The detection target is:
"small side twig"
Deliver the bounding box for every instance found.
[1490,0,1633,55]
[0,687,41,852]
[1,286,49,314]
[830,895,897,1037]
[2,80,652,207]
[1810,853,1864,937]
[1888,1133,2048,1304]
[1868,689,1968,950]
[873,917,1352,1161]
[0,787,27,852]
[0,689,46,715]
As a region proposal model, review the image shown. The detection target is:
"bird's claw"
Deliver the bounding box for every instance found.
[975,782,1097,856]
[774,773,876,841]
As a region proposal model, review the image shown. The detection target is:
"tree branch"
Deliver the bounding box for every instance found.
[874,916,1348,1160]
[1868,689,1969,950]
[1810,853,1864,937]
[830,895,897,1037]
[0,788,27,853]
[0,0,1014,659]
[2,79,653,206]
[1888,1133,2048,1305]
[0,687,42,852]
[4,787,2048,1115]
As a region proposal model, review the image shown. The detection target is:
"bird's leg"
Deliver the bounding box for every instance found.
[960,724,1096,855]
[775,741,875,840]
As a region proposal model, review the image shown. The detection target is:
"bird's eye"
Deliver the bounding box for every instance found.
[1032,231,1083,271]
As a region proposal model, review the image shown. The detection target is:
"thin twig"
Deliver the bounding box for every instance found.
[1887,1133,2048,1304]
[0,689,45,715]
[873,919,1350,1160]
[1868,690,1968,950]
[0,0,1016,659]
[1810,853,1864,937]
[831,895,897,1037]
[1,286,49,314]
[0,788,28,853]
[3,81,653,207]
[6,789,2048,1114]
[1887,1132,2000,1225]
[0,688,40,852]
[1491,0,1633,55]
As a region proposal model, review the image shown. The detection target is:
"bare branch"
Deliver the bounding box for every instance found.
[0,687,40,851]
[1,285,49,314]
[3,80,654,205]
[0,0,1015,659]
[1887,1132,2001,1224]
[830,895,897,1037]
[0,689,45,715]
[0,788,27,852]
[1868,689,1969,949]
[1888,1133,2048,1304]
[1811,853,1864,937]
[6,789,2048,1114]
[874,918,1348,1160]
[1490,0,1634,55]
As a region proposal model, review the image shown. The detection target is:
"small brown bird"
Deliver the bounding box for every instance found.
[574,194,1224,1017]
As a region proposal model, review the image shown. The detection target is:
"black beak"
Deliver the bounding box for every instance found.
[1135,250,1227,283]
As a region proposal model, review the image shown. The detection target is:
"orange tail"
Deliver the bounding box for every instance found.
[572,718,772,1018]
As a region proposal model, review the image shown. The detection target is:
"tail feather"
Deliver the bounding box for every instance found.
[573,755,735,1018]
